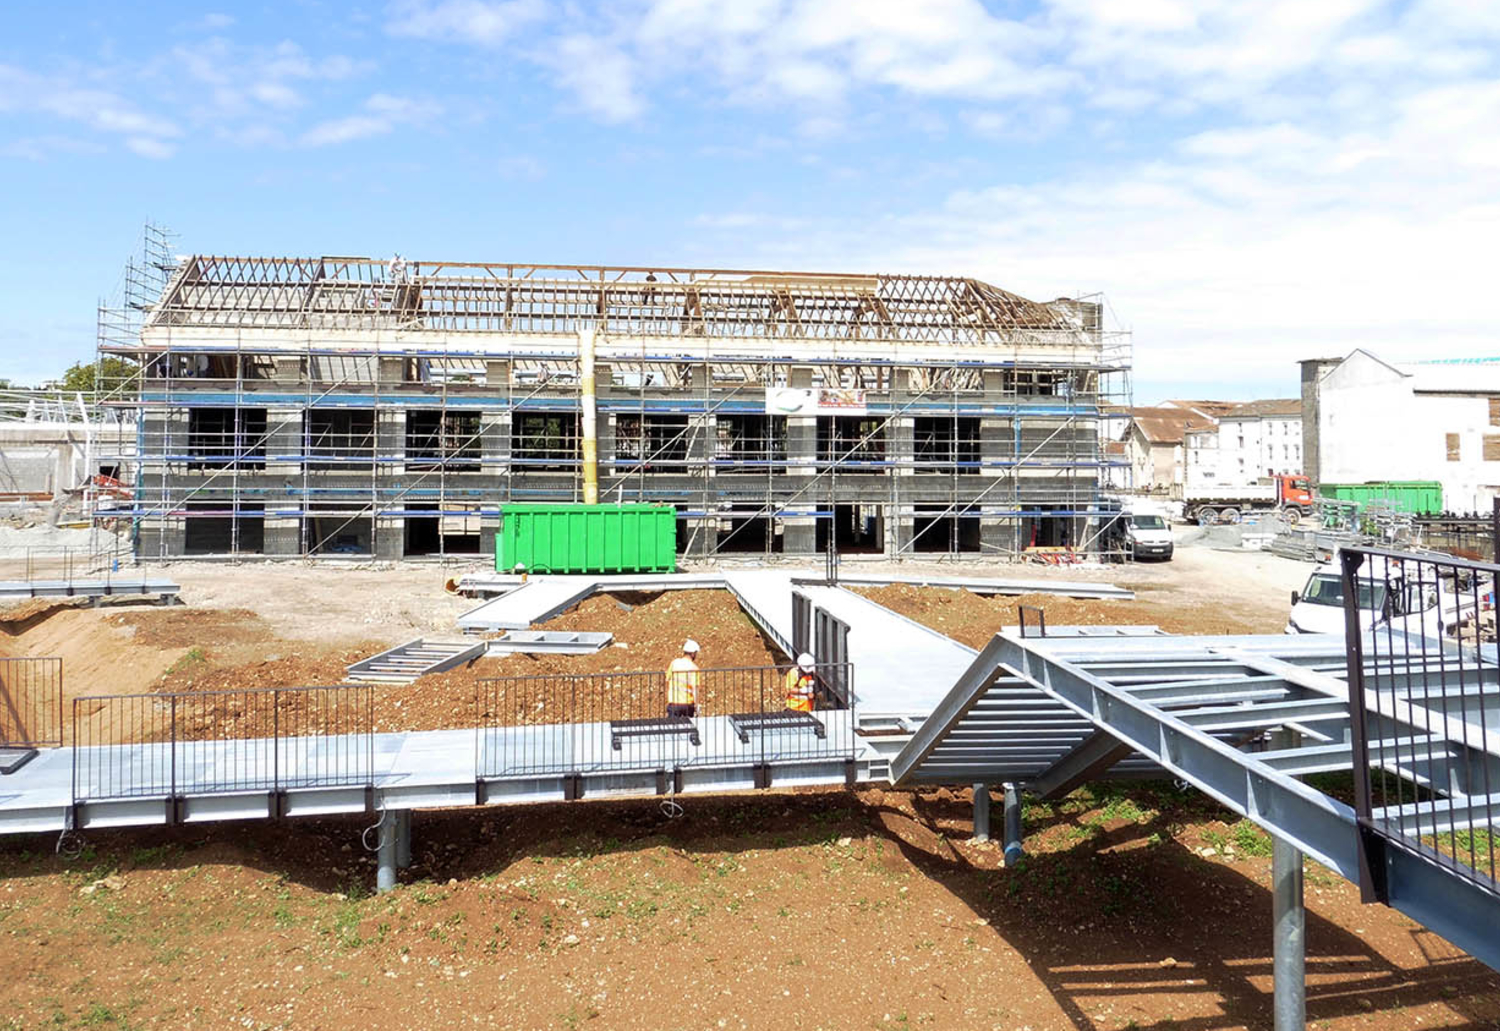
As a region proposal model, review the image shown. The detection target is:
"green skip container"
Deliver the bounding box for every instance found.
[495,503,677,574]
[1317,481,1444,515]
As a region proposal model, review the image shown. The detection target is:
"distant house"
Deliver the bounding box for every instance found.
[1162,399,1242,421]
[1304,349,1500,514]
[1184,398,1302,492]
[1126,406,1217,496]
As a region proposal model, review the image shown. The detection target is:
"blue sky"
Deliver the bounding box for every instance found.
[3,1,1498,402]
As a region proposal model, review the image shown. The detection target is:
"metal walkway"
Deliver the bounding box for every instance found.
[0,578,181,603]
[0,711,875,836]
[891,630,1500,970]
[723,571,796,654]
[345,638,486,684]
[796,584,980,720]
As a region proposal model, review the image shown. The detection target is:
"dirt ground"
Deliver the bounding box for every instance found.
[3,788,1497,1031]
[3,546,1497,1030]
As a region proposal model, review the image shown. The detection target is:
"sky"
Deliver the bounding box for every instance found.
[2,0,1498,402]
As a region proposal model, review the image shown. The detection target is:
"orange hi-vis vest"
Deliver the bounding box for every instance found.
[785,668,816,712]
[666,657,700,705]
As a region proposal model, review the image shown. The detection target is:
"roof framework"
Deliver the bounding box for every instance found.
[146,256,1096,346]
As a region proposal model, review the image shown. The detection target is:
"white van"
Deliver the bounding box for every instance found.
[1123,504,1174,561]
[1284,561,1478,637]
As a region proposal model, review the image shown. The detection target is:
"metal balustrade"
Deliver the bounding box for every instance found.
[0,657,63,749]
[475,663,855,781]
[1340,546,1500,903]
[70,685,373,803]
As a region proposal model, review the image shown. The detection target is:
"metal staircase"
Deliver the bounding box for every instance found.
[345,637,486,684]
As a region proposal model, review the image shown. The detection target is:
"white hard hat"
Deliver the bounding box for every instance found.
[682,639,700,653]
[797,652,816,671]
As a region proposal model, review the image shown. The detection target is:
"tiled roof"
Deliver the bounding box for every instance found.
[1130,406,1215,445]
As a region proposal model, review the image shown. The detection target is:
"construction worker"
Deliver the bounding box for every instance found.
[784,653,819,713]
[666,639,700,718]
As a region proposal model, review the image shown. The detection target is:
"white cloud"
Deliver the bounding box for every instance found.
[693,100,1500,393]
[1,135,102,160]
[248,82,303,109]
[300,114,391,146]
[386,0,545,44]
[629,0,1064,113]
[166,38,369,122]
[300,93,441,146]
[543,35,644,123]
[125,135,176,159]
[0,65,182,155]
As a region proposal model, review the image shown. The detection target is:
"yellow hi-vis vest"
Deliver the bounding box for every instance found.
[785,668,816,712]
[666,657,700,705]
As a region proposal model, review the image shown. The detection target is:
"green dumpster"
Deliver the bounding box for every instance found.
[495,503,677,574]
[1317,481,1444,515]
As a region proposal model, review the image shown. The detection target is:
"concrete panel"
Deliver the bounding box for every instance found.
[264,516,301,556]
[783,516,816,556]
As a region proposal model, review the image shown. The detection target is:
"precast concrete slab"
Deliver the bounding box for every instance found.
[826,572,1134,600]
[1003,625,1165,638]
[485,630,613,654]
[456,578,598,631]
[454,572,729,598]
[454,569,1132,602]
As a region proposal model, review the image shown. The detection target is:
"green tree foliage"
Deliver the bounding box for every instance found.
[56,358,138,396]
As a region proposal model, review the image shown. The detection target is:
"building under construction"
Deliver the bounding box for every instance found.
[96,246,1131,562]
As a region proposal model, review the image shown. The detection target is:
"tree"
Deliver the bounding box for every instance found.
[56,358,138,396]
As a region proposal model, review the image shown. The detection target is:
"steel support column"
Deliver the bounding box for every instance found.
[1003,782,1024,865]
[1273,832,1306,1031]
[971,783,990,842]
[377,815,398,893]
[395,810,412,870]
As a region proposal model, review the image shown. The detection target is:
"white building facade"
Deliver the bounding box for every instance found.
[1313,350,1500,514]
[1125,407,1214,496]
[1184,399,1302,493]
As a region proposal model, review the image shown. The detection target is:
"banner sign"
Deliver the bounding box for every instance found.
[765,386,868,416]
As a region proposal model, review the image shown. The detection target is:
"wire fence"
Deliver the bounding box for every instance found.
[0,657,63,748]
[1340,546,1500,903]
[475,663,854,780]
[71,685,373,803]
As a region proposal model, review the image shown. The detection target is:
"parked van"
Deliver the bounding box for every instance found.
[1284,559,1478,637]
[1123,502,1174,561]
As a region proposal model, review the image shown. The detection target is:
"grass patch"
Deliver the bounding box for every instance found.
[1231,820,1273,857]
[165,647,207,676]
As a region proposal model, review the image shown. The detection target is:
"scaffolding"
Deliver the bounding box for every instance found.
[94,248,1133,562]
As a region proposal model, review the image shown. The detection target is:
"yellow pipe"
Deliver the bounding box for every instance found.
[580,326,599,504]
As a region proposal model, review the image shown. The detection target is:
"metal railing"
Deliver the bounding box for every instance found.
[0,657,63,748]
[1340,546,1500,903]
[0,544,137,584]
[1018,605,1047,638]
[71,685,373,803]
[475,663,854,781]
